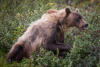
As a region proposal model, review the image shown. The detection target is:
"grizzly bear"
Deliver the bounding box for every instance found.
[7,8,88,62]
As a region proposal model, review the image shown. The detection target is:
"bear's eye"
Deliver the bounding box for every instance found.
[76,16,82,22]
[76,17,80,22]
[78,16,81,19]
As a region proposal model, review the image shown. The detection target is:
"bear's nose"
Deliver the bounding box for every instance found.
[84,23,88,27]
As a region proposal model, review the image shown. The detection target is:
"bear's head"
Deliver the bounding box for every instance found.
[64,8,88,30]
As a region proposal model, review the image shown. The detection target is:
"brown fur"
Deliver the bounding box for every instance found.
[7,7,88,62]
[47,9,58,14]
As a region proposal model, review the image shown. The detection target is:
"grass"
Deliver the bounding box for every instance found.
[0,0,100,67]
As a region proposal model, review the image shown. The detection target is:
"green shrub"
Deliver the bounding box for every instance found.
[0,0,100,67]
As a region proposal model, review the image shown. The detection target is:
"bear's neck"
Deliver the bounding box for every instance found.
[57,20,70,33]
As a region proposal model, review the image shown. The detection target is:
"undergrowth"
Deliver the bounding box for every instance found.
[0,0,100,67]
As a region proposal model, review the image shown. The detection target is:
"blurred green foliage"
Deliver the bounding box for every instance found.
[0,0,100,67]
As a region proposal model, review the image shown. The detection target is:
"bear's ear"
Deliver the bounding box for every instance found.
[75,8,79,13]
[65,8,71,16]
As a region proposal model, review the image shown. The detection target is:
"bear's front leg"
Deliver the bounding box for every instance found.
[45,28,72,56]
[45,42,72,57]
[57,32,64,43]
[45,42,72,52]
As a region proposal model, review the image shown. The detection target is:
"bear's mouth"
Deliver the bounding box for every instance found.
[82,24,88,30]
[83,26,87,30]
[79,24,88,30]
[79,26,88,30]
[78,26,88,30]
